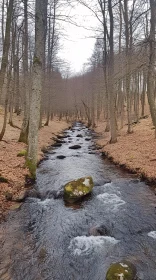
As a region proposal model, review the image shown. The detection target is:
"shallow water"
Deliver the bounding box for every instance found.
[1,123,156,280]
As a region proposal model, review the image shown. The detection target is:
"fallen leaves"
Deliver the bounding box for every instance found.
[95,117,156,183]
[0,111,69,220]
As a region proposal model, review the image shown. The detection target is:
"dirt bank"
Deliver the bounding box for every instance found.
[0,111,69,220]
[95,116,156,186]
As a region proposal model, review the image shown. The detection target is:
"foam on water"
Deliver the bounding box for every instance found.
[148,231,156,239]
[68,235,119,256]
[97,193,126,211]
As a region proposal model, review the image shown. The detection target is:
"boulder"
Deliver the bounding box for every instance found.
[106,261,137,280]
[76,134,83,138]
[52,143,62,147]
[64,176,94,203]
[55,139,65,144]
[57,135,67,139]
[69,145,81,149]
[57,155,66,159]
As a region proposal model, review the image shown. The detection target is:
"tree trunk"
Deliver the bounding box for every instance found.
[108,0,117,143]
[19,0,29,143]
[141,69,146,117]
[0,0,14,97]
[27,0,46,177]
[147,0,156,137]
[0,65,12,140]
[14,31,20,115]
[124,0,132,133]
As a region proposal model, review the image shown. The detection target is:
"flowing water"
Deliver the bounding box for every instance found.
[1,123,156,280]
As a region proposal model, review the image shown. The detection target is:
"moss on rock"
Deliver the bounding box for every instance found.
[64,176,94,203]
[106,261,137,280]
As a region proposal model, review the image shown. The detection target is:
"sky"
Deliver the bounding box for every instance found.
[58,2,99,74]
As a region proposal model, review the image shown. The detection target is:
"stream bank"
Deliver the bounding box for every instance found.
[0,111,70,220]
[94,116,156,188]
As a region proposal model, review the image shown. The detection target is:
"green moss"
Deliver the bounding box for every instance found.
[64,176,94,203]
[106,262,137,280]
[0,176,8,183]
[26,158,36,179]
[17,150,27,157]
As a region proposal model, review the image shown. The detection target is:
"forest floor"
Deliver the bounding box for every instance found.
[95,115,156,187]
[0,109,69,221]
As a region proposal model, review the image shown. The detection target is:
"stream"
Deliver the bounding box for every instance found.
[1,122,156,280]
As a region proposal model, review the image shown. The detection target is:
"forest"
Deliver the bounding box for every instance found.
[0,0,155,176]
[1,1,156,279]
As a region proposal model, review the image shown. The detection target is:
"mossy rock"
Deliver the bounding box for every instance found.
[106,261,137,280]
[0,176,8,183]
[64,176,94,203]
[17,150,27,157]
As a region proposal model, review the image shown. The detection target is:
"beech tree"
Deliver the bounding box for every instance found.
[19,0,29,143]
[0,0,14,140]
[147,0,156,137]
[0,0,14,96]
[27,0,47,177]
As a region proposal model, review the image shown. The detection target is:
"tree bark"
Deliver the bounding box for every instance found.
[0,0,14,97]
[19,0,30,143]
[0,65,12,140]
[147,0,156,137]
[108,0,117,143]
[27,0,47,177]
